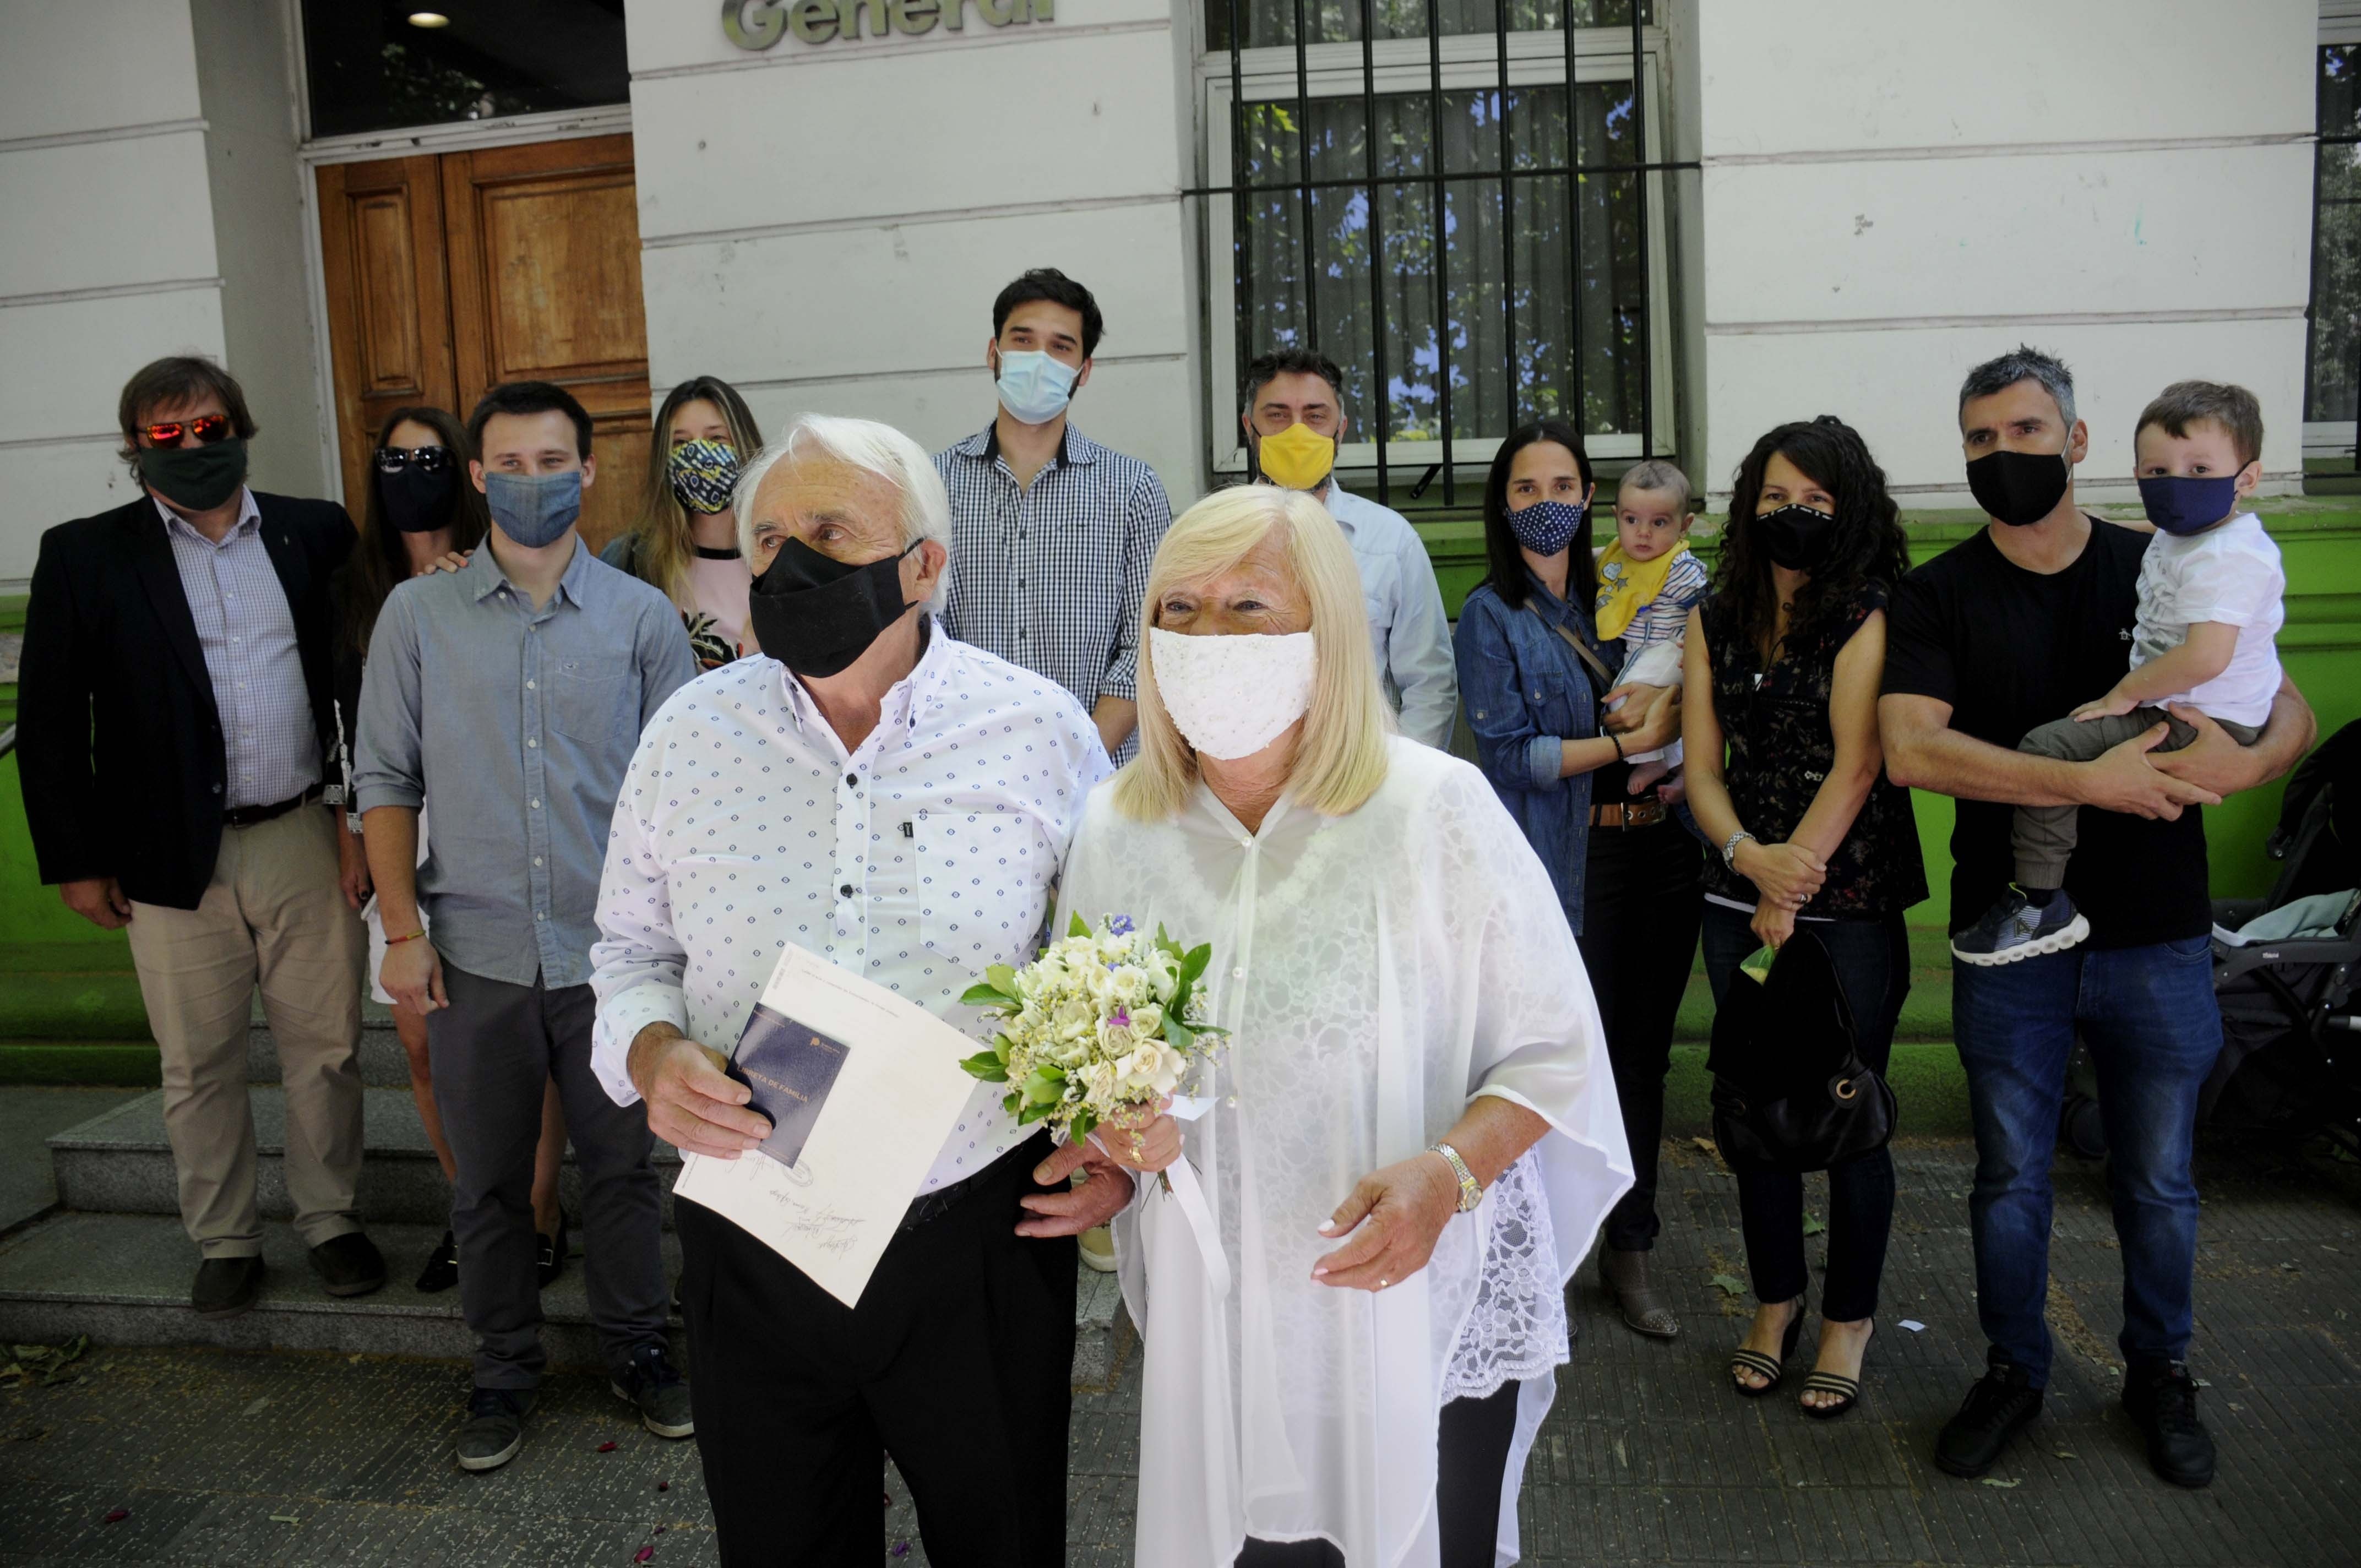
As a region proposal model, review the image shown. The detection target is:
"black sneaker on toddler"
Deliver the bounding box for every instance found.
[1951,888,2090,966]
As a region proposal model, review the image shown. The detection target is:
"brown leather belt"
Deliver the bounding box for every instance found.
[224,783,323,829]
[1590,798,1669,829]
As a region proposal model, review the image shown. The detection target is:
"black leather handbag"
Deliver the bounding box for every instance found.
[1706,928,1896,1173]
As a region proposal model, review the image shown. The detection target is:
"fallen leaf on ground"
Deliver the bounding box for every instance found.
[1690,1137,1717,1154]
[657,1480,670,1491]
[269,1514,300,1525]
[104,1509,129,1523]
[1801,1215,1827,1237]
[2,1336,90,1389]
[634,1547,654,1564]
[596,1440,618,1453]
[2053,1451,2077,1460]
[1979,1477,2020,1489]
[890,1544,911,1559]
[242,1396,271,1417]
[1710,1273,1745,1297]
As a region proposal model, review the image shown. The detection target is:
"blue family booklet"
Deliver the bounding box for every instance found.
[726,1003,853,1169]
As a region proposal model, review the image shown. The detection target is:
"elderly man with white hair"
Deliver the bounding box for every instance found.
[589,413,1122,1564]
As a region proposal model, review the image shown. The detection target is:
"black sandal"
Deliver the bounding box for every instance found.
[1800,1322,1873,1420]
[1729,1295,1805,1398]
[1799,1371,1862,1420]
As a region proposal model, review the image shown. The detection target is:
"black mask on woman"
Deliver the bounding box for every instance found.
[1966,448,2071,526]
[746,536,920,678]
[1754,503,1838,572]
[376,461,458,533]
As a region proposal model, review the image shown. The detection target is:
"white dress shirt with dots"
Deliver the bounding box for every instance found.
[589,620,1113,1194]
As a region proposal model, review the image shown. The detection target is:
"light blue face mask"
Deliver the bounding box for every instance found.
[994,349,1079,426]
[482,470,583,548]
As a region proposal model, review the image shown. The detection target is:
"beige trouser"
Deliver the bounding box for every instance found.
[126,804,367,1257]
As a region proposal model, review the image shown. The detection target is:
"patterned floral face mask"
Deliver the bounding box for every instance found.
[667,438,741,514]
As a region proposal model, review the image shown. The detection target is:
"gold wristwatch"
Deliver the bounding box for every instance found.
[1429,1141,1483,1212]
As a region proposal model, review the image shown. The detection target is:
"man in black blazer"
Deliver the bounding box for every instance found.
[19,356,387,1318]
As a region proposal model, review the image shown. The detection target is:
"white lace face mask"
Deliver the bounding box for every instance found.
[1149,628,1319,761]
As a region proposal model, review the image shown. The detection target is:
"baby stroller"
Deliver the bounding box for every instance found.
[2059,720,2361,1159]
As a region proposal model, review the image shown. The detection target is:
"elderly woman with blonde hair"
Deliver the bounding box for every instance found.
[1061,484,1634,1568]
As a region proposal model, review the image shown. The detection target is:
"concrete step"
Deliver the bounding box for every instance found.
[47,1086,684,1229]
[0,1211,1127,1384]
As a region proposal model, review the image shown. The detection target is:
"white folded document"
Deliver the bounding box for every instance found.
[670,942,983,1308]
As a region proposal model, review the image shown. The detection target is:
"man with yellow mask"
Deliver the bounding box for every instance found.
[1239,349,1457,749]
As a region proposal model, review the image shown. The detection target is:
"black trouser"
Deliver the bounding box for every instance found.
[1575,817,1705,1252]
[677,1133,1075,1567]
[1699,904,1910,1321]
[1233,1379,1522,1568]
[428,963,667,1389]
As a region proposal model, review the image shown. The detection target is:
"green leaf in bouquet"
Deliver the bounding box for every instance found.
[960,981,1016,1009]
[1069,1107,1098,1141]
[1180,943,1213,985]
[1002,1090,1022,1115]
[1022,1066,1065,1104]
[1069,913,1093,939]
[992,1034,1015,1064]
[958,1049,1008,1082]
[985,963,1019,995]
[1015,1098,1053,1125]
[1164,1017,1197,1052]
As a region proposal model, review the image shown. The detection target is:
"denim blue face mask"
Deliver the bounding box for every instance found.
[994,349,1078,426]
[483,470,583,548]
[2136,473,2239,537]
[1508,498,1586,556]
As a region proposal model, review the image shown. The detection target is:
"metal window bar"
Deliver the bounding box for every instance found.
[1496,0,1515,436]
[2305,43,2361,471]
[1194,2,1701,500]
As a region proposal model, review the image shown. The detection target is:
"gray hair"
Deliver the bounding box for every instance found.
[735,413,954,607]
[1959,344,2076,428]
[1617,457,1693,515]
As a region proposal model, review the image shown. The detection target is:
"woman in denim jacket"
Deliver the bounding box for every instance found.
[1453,421,1690,1342]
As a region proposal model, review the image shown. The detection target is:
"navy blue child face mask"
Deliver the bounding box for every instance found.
[2136,473,2240,537]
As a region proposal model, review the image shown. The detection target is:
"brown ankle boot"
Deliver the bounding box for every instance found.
[1601,1246,1680,1339]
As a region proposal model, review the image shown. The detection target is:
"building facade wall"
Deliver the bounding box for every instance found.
[1692,0,2316,507]
[624,0,1207,507]
[0,1,228,580]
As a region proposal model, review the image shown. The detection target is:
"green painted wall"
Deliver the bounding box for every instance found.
[1,500,2355,1077]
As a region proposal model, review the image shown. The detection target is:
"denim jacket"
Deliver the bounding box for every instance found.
[1452,574,1617,934]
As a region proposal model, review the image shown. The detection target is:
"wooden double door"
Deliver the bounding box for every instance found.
[317,134,649,554]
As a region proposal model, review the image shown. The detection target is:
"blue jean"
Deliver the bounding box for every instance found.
[1952,936,2222,1385]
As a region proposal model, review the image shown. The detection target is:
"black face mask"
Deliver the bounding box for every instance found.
[376,461,458,533]
[1967,448,2071,527]
[139,438,248,512]
[746,537,920,678]
[1753,503,1838,572]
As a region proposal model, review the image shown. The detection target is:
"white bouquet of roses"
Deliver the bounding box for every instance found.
[957,913,1227,1145]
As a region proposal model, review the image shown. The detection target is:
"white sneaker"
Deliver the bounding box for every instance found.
[1078,1225,1117,1273]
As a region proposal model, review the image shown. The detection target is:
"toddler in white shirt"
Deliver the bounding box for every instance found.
[1596,459,1711,794]
[1954,380,2284,965]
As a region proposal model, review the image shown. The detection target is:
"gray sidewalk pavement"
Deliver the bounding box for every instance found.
[3,1133,2355,1567]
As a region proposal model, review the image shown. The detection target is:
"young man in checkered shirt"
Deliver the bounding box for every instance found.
[935,268,1174,766]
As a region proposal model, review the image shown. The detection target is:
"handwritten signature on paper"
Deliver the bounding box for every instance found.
[757,1186,863,1255]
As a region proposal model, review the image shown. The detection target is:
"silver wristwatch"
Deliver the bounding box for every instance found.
[1721,829,1755,869]
[1429,1141,1483,1213]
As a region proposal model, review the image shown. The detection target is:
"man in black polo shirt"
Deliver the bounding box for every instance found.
[1881,346,2313,1490]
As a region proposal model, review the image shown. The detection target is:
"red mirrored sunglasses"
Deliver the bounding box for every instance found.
[142,414,235,447]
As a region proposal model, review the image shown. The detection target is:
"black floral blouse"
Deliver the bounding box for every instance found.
[1699,582,1926,918]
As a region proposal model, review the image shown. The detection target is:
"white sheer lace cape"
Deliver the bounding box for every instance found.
[1057,737,1633,1568]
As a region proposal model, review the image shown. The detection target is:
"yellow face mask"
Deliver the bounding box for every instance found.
[1255,421,1337,491]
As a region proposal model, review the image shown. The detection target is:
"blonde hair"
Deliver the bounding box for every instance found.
[630,376,765,611]
[1114,485,1394,823]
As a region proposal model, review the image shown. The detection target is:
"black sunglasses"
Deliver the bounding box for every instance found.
[376,445,456,475]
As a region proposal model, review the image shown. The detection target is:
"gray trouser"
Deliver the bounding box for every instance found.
[2013,705,2262,888]
[428,963,667,1389]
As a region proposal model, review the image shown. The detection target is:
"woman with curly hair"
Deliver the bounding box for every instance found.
[1682,415,1925,1418]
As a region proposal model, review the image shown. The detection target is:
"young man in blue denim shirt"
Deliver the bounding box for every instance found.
[1879,346,2314,1489]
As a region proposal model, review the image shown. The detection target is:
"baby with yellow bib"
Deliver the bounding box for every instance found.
[1597,459,1711,794]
